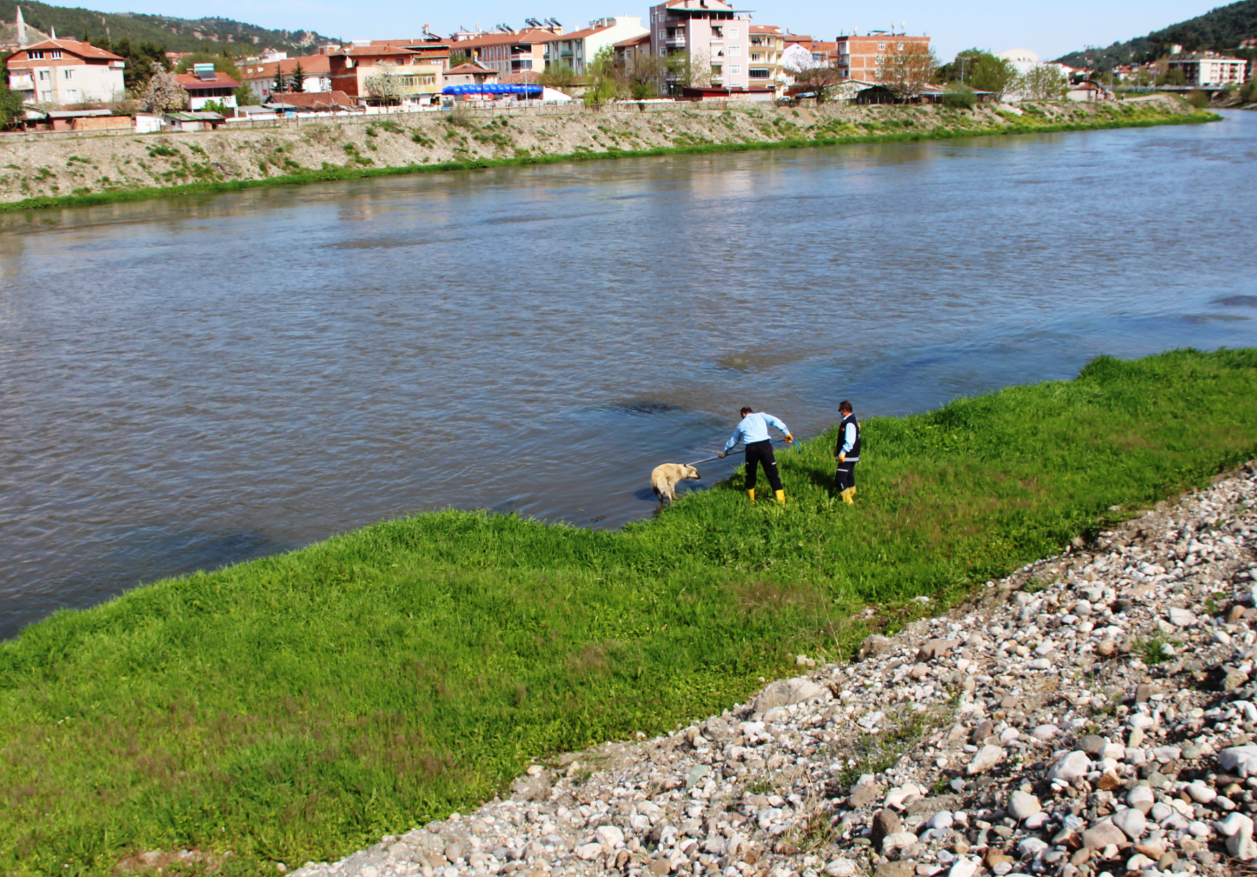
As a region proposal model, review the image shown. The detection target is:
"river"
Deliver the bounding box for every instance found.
[2,110,1255,640]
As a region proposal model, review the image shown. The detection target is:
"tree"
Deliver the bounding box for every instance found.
[113,38,171,92]
[539,61,578,91]
[620,52,666,99]
[139,62,189,111]
[364,61,403,106]
[666,50,711,93]
[786,58,840,102]
[877,42,938,101]
[272,66,289,95]
[583,46,620,107]
[290,62,306,93]
[937,49,1017,97]
[1015,65,1068,100]
[449,51,473,68]
[0,78,26,130]
[235,85,260,106]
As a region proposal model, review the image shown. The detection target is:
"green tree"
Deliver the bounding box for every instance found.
[786,58,840,102]
[539,61,578,91]
[272,66,289,94]
[1015,65,1068,100]
[291,61,306,93]
[878,42,939,100]
[449,51,474,68]
[113,38,171,92]
[938,49,1017,97]
[0,76,26,130]
[235,85,259,105]
[665,50,711,94]
[583,46,620,106]
[621,51,666,99]
[138,62,188,111]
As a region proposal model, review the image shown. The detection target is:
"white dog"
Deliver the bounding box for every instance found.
[650,463,700,505]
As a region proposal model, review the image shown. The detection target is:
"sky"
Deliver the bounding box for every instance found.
[71,0,1222,61]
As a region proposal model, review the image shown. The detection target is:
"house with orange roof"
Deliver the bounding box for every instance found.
[327,44,444,105]
[176,64,241,110]
[540,16,647,75]
[448,28,559,79]
[239,53,332,101]
[5,37,125,105]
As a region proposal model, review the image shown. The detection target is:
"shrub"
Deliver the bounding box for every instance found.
[942,85,977,110]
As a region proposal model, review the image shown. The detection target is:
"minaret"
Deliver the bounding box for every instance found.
[50,25,57,40]
[15,6,28,48]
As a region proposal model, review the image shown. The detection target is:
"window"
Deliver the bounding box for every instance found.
[50,50,62,59]
[38,70,50,80]
[730,64,740,74]
[878,42,886,51]
[64,68,75,80]
[749,68,769,79]
[29,50,44,59]
[729,45,740,56]
[897,42,904,51]
[729,28,739,38]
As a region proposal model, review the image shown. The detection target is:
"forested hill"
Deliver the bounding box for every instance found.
[1054,0,1257,69]
[0,0,337,55]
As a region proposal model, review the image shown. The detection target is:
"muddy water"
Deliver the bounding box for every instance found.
[2,112,1255,639]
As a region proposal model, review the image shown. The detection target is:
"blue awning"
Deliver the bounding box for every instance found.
[441,83,543,96]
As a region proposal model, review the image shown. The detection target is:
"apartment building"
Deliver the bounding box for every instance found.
[327,45,444,103]
[1167,52,1248,87]
[542,16,648,75]
[833,33,930,82]
[5,37,125,105]
[648,0,752,91]
[747,25,784,90]
[451,28,559,78]
[239,53,333,101]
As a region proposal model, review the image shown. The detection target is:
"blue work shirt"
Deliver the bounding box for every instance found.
[725,412,790,453]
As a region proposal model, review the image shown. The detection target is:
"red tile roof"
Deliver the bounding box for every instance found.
[7,37,123,62]
[241,53,331,80]
[175,71,242,90]
[613,34,651,48]
[268,90,355,108]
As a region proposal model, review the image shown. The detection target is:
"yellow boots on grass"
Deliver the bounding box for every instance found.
[746,489,787,505]
[840,486,857,504]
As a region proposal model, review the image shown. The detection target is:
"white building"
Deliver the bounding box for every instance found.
[1167,52,1247,88]
[542,16,648,75]
[5,37,125,105]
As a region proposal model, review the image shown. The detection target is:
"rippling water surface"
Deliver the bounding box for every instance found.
[2,111,1256,638]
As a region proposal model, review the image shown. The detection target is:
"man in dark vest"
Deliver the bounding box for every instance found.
[835,400,860,504]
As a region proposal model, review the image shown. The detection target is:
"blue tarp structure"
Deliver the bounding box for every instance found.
[441,84,543,96]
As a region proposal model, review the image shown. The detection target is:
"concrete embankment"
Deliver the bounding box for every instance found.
[292,463,1257,877]
[0,95,1211,209]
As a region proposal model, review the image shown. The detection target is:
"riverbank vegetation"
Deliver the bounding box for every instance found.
[0,97,1217,212]
[3,348,1257,875]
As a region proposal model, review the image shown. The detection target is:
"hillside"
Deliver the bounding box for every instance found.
[1055,0,1257,69]
[0,0,337,56]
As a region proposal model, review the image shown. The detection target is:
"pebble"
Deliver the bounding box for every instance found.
[289,466,1257,877]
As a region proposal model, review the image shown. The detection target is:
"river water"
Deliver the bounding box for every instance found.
[2,111,1255,639]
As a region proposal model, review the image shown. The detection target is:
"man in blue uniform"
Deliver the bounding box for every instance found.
[718,406,793,504]
[835,400,860,504]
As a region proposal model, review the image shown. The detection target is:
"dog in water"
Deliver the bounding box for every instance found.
[650,463,700,505]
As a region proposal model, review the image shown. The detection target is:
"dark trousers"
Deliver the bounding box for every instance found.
[745,440,783,492]
[835,461,857,492]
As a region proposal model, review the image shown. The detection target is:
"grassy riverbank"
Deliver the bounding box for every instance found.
[0,98,1218,213]
[3,348,1256,875]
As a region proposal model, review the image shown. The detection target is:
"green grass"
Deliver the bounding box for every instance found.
[3,348,1257,876]
[0,104,1218,214]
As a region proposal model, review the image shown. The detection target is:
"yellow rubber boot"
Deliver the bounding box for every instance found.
[775,489,786,505]
[747,489,756,504]
[841,487,856,504]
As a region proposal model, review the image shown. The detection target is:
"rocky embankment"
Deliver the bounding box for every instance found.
[290,462,1257,877]
[0,96,1202,206]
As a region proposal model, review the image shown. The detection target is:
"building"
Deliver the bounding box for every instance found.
[648,0,753,92]
[5,37,125,105]
[239,53,332,101]
[781,37,836,85]
[444,62,499,87]
[327,45,444,104]
[264,91,357,112]
[747,25,785,91]
[541,16,648,75]
[612,33,652,69]
[833,33,931,83]
[175,65,241,110]
[1166,52,1247,88]
[449,28,561,79]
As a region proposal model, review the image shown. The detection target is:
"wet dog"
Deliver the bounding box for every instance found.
[650,463,700,505]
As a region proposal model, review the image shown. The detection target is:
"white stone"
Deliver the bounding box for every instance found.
[1007,791,1041,822]
[595,826,624,848]
[882,831,918,853]
[1186,781,1217,804]
[1168,607,1197,627]
[966,745,1004,776]
[926,811,954,831]
[825,859,860,877]
[1046,751,1091,783]
[1112,807,1147,840]
[1219,745,1257,778]
[575,843,603,860]
[947,859,979,877]
[1215,812,1253,839]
